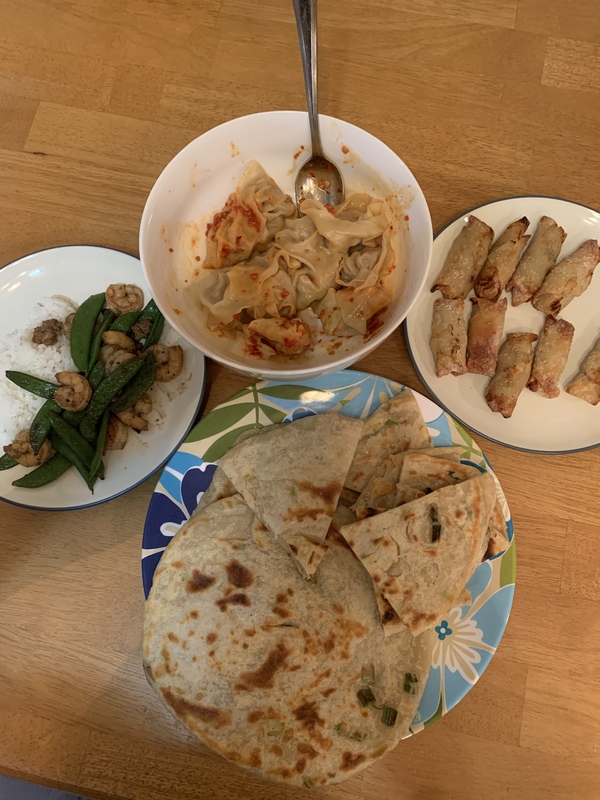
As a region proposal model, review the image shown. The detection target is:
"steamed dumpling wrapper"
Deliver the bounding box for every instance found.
[218,413,364,578]
[300,194,388,252]
[340,473,497,635]
[144,494,434,787]
[204,162,296,269]
[314,286,391,336]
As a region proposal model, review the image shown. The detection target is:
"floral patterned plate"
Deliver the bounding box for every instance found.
[142,369,516,734]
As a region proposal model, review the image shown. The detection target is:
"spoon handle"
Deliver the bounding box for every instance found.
[292,0,323,157]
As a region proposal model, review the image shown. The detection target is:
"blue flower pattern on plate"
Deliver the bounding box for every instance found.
[435,620,453,640]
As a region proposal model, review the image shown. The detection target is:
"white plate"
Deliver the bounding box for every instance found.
[0,245,206,510]
[405,196,600,453]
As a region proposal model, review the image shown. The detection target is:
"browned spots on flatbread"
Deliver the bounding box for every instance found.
[455,508,466,520]
[284,506,326,523]
[323,633,336,653]
[333,602,344,614]
[208,650,215,657]
[298,743,319,759]
[189,610,199,619]
[383,609,396,623]
[289,664,301,672]
[161,688,231,729]
[341,751,366,771]
[181,640,188,650]
[298,479,342,509]
[406,610,438,627]
[276,592,288,604]
[283,728,294,743]
[289,543,298,554]
[273,768,291,779]
[235,642,289,691]
[187,570,216,593]
[321,687,336,698]
[172,560,184,569]
[191,656,197,663]
[226,559,253,588]
[247,710,263,723]
[301,628,319,656]
[248,748,262,768]
[295,758,307,774]
[288,588,294,596]
[293,700,325,731]
[272,605,291,619]
[270,744,283,757]
[206,632,217,644]
[216,592,251,612]
[372,537,383,545]
[245,628,256,637]
[255,522,268,532]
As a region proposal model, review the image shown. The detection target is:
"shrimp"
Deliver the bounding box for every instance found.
[104,349,137,375]
[105,284,144,315]
[54,372,92,411]
[104,415,128,452]
[4,430,52,467]
[63,312,76,338]
[115,395,153,431]
[146,344,184,382]
[101,331,136,353]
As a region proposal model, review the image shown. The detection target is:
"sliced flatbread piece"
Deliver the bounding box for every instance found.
[396,454,483,505]
[340,474,497,635]
[345,390,432,492]
[219,413,364,578]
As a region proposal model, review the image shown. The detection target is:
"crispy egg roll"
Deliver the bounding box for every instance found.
[432,215,494,300]
[485,332,538,418]
[527,315,575,399]
[474,217,530,301]
[507,216,566,306]
[532,239,600,316]
[466,297,507,376]
[566,373,600,406]
[430,298,467,377]
[580,336,600,384]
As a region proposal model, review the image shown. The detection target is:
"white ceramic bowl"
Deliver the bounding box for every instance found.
[139,111,432,381]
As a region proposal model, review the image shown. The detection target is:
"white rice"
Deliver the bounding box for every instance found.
[0,296,78,445]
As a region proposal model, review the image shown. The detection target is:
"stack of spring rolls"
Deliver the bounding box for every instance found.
[430,214,600,416]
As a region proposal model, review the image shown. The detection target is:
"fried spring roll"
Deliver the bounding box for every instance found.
[474,217,530,301]
[507,216,566,306]
[430,299,467,377]
[432,215,494,300]
[581,336,600,384]
[566,373,600,406]
[532,239,600,315]
[466,297,507,376]
[485,333,538,418]
[527,316,575,399]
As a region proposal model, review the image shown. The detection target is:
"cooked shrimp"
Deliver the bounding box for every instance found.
[133,393,152,415]
[32,318,62,345]
[116,409,148,431]
[104,349,137,375]
[101,331,136,353]
[63,312,75,338]
[146,344,184,382]
[104,415,128,452]
[105,284,144,315]
[4,430,52,467]
[54,372,92,411]
[99,344,119,364]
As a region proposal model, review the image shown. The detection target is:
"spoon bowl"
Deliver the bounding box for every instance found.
[295,153,344,206]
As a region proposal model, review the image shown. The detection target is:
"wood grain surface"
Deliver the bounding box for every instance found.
[1,0,600,798]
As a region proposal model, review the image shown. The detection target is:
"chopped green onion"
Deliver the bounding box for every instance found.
[383,419,398,429]
[381,706,397,727]
[348,730,366,742]
[357,687,375,707]
[361,664,375,685]
[430,505,441,542]
[404,672,418,694]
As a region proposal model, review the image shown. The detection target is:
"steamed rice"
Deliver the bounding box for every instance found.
[0,296,78,445]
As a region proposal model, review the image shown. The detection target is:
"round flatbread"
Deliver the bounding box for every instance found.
[143,494,433,787]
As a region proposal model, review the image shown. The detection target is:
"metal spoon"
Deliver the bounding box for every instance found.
[292,0,344,207]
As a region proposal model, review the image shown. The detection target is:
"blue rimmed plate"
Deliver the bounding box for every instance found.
[142,369,515,733]
[0,245,206,510]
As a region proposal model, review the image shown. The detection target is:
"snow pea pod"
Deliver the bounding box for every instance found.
[87,310,116,375]
[12,453,71,488]
[88,360,105,390]
[5,370,59,399]
[111,353,156,413]
[141,314,165,352]
[89,410,109,479]
[109,310,141,334]
[80,358,144,442]
[70,292,106,372]
[48,411,95,466]
[29,398,62,454]
[50,433,95,491]
[0,453,18,471]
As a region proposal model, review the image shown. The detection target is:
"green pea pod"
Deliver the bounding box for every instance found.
[109,310,141,334]
[70,292,106,372]
[141,314,165,352]
[90,409,109,479]
[137,298,162,323]
[50,433,95,492]
[87,310,116,375]
[5,370,59,399]
[88,361,105,390]
[29,398,62,454]
[48,411,95,467]
[0,453,18,471]
[12,453,71,488]
[80,359,144,442]
[62,409,85,426]
[111,353,156,413]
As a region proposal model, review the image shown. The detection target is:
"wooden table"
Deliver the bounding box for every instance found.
[1,0,600,797]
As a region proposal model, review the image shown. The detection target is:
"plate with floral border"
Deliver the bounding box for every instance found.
[142,369,516,734]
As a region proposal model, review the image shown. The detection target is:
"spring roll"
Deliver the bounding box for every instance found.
[527,316,575,399]
[430,298,467,377]
[507,216,566,306]
[466,297,508,376]
[474,217,530,301]
[432,215,494,300]
[532,239,600,315]
[580,336,600,384]
[485,332,538,418]
[566,373,600,406]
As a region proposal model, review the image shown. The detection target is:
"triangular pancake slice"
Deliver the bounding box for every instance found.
[219,413,364,578]
[340,473,496,635]
[345,390,432,492]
